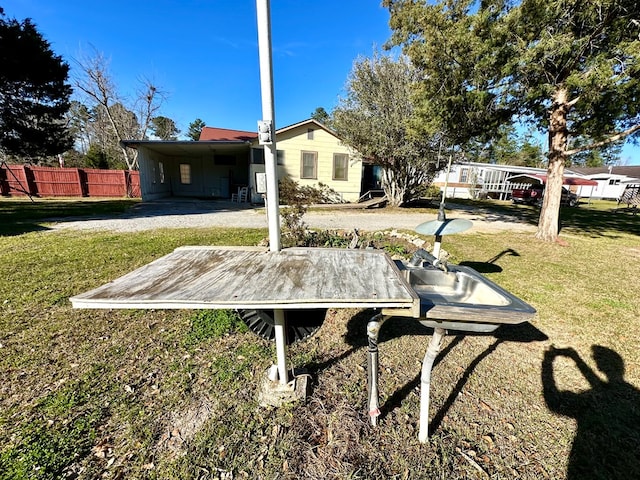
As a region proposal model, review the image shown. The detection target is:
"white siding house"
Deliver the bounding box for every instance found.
[248,119,363,203]
[571,166,640,200]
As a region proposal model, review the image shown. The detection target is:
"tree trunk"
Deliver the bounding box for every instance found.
[381,167,406,207]
[536,87,569,242]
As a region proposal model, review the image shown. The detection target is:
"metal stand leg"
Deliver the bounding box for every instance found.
[418,327,446,443]
[273,309,289,385]
[367,313,389,426]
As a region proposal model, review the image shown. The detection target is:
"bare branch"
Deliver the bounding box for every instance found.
[135,77,167,140]
[566,124,640,155]
[70,47,168,169]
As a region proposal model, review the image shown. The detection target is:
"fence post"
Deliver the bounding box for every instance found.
[76,168,85,197]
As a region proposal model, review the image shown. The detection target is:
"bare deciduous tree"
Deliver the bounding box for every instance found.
[73,48,166,170]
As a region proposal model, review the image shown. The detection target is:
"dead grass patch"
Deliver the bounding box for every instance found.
[155,397,217,457]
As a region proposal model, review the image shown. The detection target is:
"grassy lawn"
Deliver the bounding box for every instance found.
[0,197,140,236]
[1,198,638,479]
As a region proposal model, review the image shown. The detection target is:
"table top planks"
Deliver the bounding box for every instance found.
[70,246,420,314]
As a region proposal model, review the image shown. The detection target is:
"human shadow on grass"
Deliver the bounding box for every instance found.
[542,345,640,480]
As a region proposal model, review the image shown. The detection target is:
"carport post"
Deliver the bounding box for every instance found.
[257,0,288,386]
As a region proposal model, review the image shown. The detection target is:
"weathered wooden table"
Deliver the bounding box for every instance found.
[71,246,419,312]
[71,246,420,401]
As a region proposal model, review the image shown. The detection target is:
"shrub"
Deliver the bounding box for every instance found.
[278,177,341,247]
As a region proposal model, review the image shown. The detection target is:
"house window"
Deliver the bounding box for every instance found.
[307,128,314,140]
[159,162,165,183]
[333,153,348,181]
[179,163,191,184]
[252,148,264,164]
[460,168,469,183]
[301,151,317,179]
[252,148,284,165]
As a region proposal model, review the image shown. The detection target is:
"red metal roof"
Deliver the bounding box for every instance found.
[508,173,598,186]
[199,127,257,142]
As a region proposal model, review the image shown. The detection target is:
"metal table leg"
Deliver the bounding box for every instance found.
[367,316,446,443]
[419,327,446,442]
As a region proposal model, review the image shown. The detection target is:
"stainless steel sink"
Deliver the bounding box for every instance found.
[401,263,536,326]
[371,259,537,443]
[409,268,510,306]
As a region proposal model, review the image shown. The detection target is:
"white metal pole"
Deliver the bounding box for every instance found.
[432,235,443,259]
[256,0,281,253]
[273,309,289,385]
[256,0,288,385]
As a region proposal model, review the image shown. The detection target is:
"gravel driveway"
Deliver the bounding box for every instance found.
[48,199,537,234]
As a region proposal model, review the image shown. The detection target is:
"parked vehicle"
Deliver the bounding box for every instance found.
[511,184,579,207]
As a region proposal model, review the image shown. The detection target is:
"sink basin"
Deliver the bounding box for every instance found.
[401,264,536,326]
[409,268,510,306]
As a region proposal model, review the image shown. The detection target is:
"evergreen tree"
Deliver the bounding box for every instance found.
[187,118,206,141]
[0,11,72,160]
[333,53,444,206]
[150,116,179,140]
[84,143,109,169]
[310,107,331,126]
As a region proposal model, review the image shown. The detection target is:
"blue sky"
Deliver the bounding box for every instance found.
[4,0,639,164]
[4,0,392,134]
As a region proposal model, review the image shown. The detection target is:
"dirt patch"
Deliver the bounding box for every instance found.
[155,397,216,457]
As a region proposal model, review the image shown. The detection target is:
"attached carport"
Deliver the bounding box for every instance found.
[122,140,252,201]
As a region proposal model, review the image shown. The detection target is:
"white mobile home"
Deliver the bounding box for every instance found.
[432,162,609,200]
[571,166,640,200]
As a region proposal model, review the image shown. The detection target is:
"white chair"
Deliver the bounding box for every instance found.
[232,186,248,203]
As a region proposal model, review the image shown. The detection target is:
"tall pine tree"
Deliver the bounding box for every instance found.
[187,118,206,141]
[0,9,72,160]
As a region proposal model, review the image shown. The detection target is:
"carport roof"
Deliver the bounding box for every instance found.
[507,173,598,186]
[199,127,257,141]
[121,139,250,156]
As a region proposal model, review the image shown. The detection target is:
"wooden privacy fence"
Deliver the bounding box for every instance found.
[31,166,84,196]
[0,165,140,198]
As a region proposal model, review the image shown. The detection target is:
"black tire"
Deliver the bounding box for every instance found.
[237,308,327,344]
